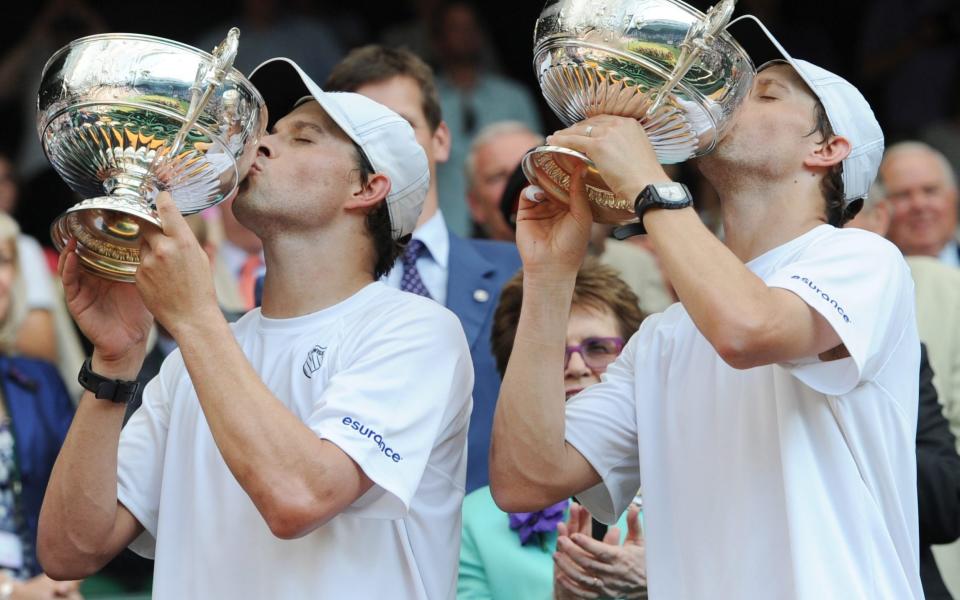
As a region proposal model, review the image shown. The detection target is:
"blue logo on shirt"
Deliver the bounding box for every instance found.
[342,417,402,462]
[791,275,851,323]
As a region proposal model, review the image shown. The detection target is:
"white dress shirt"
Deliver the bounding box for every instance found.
[938,238,960,268]
[384,210,450,305]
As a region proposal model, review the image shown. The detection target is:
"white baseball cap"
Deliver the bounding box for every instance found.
[248,57,429,240]
[732,16,884,206]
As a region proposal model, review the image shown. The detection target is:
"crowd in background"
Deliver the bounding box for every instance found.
[0,0,957,598]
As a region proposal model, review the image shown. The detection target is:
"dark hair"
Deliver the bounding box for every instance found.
[354,145,403,279]
[490,258,647,378]
[326,45,442,132]
[808,101,855,226]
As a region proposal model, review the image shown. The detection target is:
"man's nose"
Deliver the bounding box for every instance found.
[564,350,591,378]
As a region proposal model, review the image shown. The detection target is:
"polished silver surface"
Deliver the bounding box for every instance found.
[523,0,754,223]
[38,31,265,280]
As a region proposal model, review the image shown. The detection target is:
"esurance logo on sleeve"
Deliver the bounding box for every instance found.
[341,417,402,462]
[790,275,851,323]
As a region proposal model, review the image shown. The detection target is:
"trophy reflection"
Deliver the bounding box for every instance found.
[37,28,266,281]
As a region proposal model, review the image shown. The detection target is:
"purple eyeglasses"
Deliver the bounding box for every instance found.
[564,337,625,372]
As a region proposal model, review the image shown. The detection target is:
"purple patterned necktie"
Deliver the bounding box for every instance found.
[400,239,432,299]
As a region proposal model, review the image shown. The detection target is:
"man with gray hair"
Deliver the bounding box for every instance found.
[879,141,959,266]
[465,121,543,242]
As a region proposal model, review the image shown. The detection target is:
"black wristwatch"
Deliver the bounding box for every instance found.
[77,358,140,404]
[613,182,693,239]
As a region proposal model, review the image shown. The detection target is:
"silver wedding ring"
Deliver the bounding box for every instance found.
[593,577,600,587]
[585,125,594,137]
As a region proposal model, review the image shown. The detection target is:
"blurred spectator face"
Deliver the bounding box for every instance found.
[354,75,451,179]
[0,157,18,214]
[436,4,483,64]
[881,149,959,257]
[564,305,623,400]
[468,130,540,241]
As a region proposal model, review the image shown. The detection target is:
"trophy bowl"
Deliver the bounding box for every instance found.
[522,0,755,223]
[38,32,266,281]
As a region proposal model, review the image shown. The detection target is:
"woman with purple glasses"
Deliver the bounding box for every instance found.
[458,258,648,599]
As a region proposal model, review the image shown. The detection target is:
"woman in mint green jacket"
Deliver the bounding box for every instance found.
[459,261,649,599]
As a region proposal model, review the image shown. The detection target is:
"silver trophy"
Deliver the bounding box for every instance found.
[38,29,266,281]
[522,0,754,223]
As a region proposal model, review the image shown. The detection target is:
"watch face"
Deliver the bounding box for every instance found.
[654,183,690,204]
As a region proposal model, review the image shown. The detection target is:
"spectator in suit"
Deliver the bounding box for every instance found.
[325,45,522,493]
[916,343,960,600]
[879,141,959,267]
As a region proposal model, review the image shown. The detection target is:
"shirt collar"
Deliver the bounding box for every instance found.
[412,210,449,268]
[939,238,960,268]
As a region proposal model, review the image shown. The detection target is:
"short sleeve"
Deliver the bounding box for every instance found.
[765,229,914,395]
[309,304,473,519]
[564,325,645,525]
[116,360,175,559]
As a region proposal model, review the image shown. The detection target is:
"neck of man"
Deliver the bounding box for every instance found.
[713,171,829,263]
[258,221,377,319]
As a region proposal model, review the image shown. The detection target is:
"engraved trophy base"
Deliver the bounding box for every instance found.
[521,145,638,225]
[50,196,161,283]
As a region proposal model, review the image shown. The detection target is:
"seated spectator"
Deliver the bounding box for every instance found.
[0,213,79,598]
[459,259,647,599]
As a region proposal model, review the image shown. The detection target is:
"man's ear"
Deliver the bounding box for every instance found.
[805,134,852,169]
[432,121,452,165]
[344,173,392,212]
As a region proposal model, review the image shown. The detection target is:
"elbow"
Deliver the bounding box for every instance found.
[490,483,536,514]
[713,322,771,370]
[37,529,106,581]
[489,470,558,513]
[261,494,334,540]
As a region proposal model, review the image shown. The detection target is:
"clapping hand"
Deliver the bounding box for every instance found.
[554,503,647,599]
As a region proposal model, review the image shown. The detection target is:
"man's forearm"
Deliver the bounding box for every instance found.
[490,273,576,505]
[172,314,361,537]
[641,208,806,366]
[38,352,140,574]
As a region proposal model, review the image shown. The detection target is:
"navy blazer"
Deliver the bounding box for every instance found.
[0,356,74,575]
[446,233,521,493]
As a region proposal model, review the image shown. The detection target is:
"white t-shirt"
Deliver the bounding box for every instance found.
[565,225,922,599]
[117,282,474,599]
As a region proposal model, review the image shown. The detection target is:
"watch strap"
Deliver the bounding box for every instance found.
[78,358,140,404]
